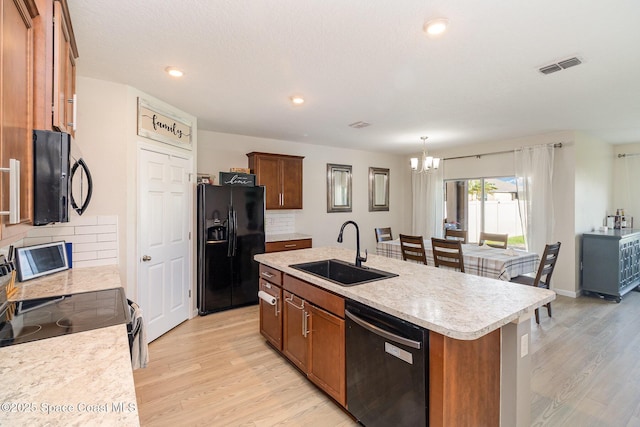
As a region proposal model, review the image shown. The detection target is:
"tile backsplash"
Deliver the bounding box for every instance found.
[265,211,295,235]
[17,215,119,268]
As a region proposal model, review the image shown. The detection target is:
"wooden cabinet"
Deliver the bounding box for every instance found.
[582,230,640,302]
[259,279,282,350]
[259,264,283,350]
[33,0,78,136]
[308,304,345,405]
[260,263,346,407]
[1,0,38,235]
[265,238,312,253]
[247,152,304,210]
[283,290,310,371]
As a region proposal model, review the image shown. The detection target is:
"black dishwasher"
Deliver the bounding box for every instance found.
[345,300,428,427]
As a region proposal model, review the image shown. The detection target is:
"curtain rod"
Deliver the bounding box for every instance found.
[443,142,563,161]
[617,152,640,158]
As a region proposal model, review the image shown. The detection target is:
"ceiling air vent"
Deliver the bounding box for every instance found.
[348,121,371,129]
[539,64,562,75]
[539,56,583,75]
[558,57,582,69]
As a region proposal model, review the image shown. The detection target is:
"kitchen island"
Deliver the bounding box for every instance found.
[0,266,139,426]
[255,247,555,427]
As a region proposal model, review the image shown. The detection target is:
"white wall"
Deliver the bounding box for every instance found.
[197,130,411,254]
[75,76,198,302]
[573,132,614,293]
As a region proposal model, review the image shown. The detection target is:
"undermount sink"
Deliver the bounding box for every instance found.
[289,259,398,287]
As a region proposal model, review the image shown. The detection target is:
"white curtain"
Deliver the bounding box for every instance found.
[622,155,640,223]
[411,166,444,238]
[515,145,555,253]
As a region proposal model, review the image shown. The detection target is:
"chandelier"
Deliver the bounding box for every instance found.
[410,136,440,172]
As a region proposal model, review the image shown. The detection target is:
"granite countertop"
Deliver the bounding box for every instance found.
[255,247,555,341]
[266,233,312,243]
[0,266,140,426]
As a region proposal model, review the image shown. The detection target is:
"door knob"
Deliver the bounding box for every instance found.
[142,255,152,262]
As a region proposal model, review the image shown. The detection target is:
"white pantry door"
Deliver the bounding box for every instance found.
[138,147,192,342]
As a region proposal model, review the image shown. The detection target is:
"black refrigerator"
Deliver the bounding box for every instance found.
[197,184,265,315]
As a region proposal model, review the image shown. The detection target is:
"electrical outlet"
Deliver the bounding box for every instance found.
[521,333,529,357]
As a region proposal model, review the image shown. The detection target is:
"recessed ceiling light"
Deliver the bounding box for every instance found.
[290,95,305,105]
[423,18,449,36]
[165,67,184,77]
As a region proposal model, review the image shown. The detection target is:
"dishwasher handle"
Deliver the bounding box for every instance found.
[346,309,422,350]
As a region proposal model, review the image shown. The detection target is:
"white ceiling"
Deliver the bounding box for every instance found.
[67,0,640,155]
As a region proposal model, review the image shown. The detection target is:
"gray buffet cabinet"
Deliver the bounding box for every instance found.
[582,229,640,302]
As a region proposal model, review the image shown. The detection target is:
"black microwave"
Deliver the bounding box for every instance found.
[33,130,93,225]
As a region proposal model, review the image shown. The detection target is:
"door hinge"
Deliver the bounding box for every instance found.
[189,289,192,298]
[189,231,191,240]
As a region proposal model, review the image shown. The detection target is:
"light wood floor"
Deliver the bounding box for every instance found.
[134,292,640,426]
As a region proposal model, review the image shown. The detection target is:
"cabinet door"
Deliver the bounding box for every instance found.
[52,0,72,135]
[257,155,281,209]
[283,291,309,372]
[259,279,282,350]
[1,0,34,230]
[308,305,345,406]
[280,156,303,209]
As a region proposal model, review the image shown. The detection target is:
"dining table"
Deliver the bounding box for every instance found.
[376,238,540,281]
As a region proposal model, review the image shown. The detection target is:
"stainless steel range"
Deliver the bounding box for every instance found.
[0,287,130,347]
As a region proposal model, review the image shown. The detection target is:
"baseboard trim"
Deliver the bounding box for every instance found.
[553,288,580,298]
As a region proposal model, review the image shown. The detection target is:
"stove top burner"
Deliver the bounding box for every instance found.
[0,288,130,347]
[56,307,119,329]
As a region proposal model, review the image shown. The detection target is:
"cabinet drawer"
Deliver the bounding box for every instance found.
[266,239,312,253]
[284,275,344,318]
[260,264,282,286]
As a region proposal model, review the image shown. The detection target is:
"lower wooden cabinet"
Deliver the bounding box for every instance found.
[265,238,312,253]
[259,279,282,350]
[262,264,346,407]
[283,290,310,372]
[308,304,345,405]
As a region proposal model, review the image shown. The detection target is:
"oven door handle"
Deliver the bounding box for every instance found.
[345,309,421,350]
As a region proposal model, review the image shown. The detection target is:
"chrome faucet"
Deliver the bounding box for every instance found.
[337,220,367,267]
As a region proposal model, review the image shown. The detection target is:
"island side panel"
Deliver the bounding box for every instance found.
[500,316,532,427]
[430,329,501,427]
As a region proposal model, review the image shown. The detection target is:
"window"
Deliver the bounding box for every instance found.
[444,177,524,248]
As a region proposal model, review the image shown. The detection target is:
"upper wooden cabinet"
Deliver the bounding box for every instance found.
[247,152,304,210]
[33,0,78,137]
[1,0,38,234]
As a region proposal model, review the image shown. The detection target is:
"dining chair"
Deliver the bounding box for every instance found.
[399,234,428,265]
[478,232,508,249]
[375,227,394,242]
[444,229,468,244]
[510,242,561,324]
[431,237,465,272]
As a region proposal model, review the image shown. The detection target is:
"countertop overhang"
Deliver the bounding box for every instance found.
[255,247,555,340]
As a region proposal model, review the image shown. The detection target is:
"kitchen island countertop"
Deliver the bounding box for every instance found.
[255,246,555,340]
[0,265,139,426]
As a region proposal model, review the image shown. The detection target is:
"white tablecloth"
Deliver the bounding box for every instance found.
[376,239,540,281]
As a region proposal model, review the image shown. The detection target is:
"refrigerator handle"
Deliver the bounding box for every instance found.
[232,209,238,256]
[227,206,234,257]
